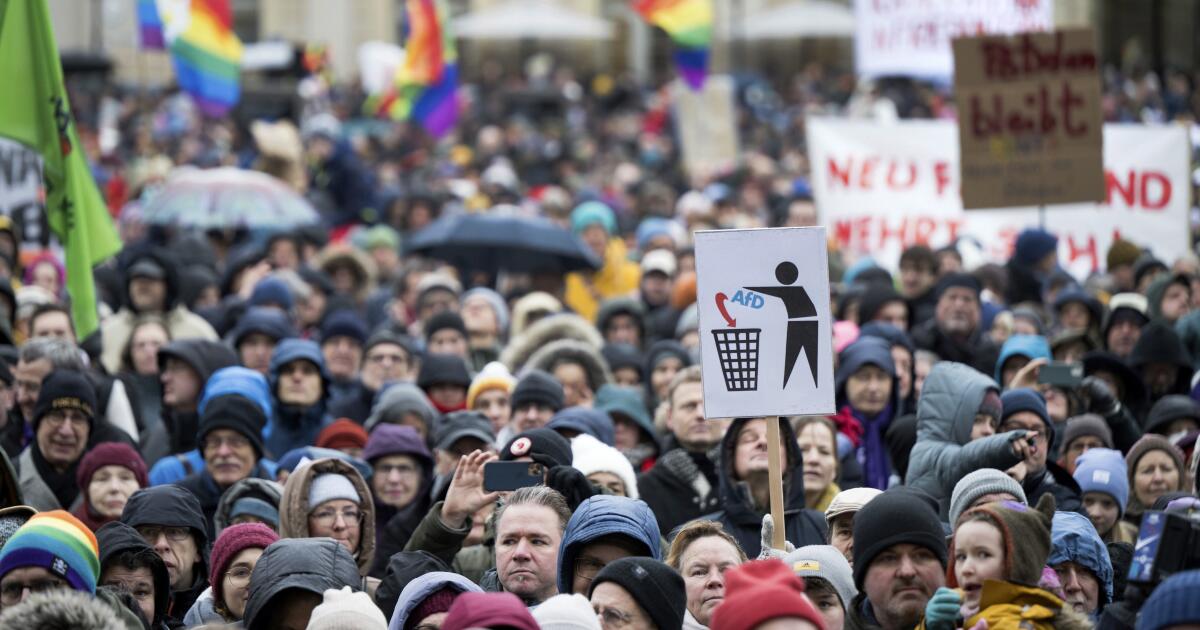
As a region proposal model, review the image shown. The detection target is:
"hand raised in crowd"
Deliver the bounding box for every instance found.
[1078,375,1120,416]
[441,450,500,530]
[1007,357,1047,391]
[923,586,964,630]
[756,513,795,561]
[1008,429,1036,461]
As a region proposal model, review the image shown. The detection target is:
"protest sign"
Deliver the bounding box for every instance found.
[953,28,1104,209]
[673,75,739,181]
[806,119,1190,277]
[0,135,47,247]
[694,227,835,420]
[855,0,1054,80]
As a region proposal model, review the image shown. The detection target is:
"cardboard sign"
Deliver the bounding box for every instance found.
[805,118,1190,278]
[694,227,835,419]
[673,75,739,182]
[953,28,1104,209]
[855,0,1053,80]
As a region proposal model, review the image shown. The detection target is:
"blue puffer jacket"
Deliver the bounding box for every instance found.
[266,339,334,459]
[905,362,1027,518]
[1049,511,1114,605]
[994,334,1052,384]
[557,495,661,594]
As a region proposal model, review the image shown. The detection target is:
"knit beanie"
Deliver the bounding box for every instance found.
[0,506,35,550]
[1014,228,1059,267]
[1135,569,1200,630]
[532,593,602,630]
[424,311,468,343]
[407,587,461,630]
[590,557,685,630]
[1073,448,1129,515]
[510,369,565,412]
[949,468,1029,527]
[463,287,511,334]
[1000,388,1053,443]
[32,370,96,432]
[950,494,1056,588]
[1126,434,1186,488]
[824,487,882,525]
[75,442,149,494]
[229,498,279,528]
[571,201,617,236]
[434,411,496,451]
[1107,239,1141,270]
[0,510,99,594]
[308,473,361,510]
[209,523,279,606]
[710,560,825,630]
[315,418,369,452]
[249,277,294,311]
[417,353,472,389]
[978,390,1003,422]
[308,586,387,630]
[785,545,857,611]
[362,424,432,468]
[466,361,516,409]
[320,310,368,346]
[199,393,268,458]
[1144,395,1200,435]
[570,434,639,500]
[501,428,572,469]
[852,487,947,588]
[935,272,981,300]
[1061,414,1114,451]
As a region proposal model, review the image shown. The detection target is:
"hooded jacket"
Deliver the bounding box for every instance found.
[705,418,829,558]
[1128,322,1193,403]
[364,382,440,434]
[911,312,1000,375]
[96,521,172,630]
[242,537,363,630]
[279,457,376,578]
[994,334,1052,384]
[906,362,1027,518]
[835,337,900,490]
[637,442,721,537]
[500,314,605,374]
[1048,511,1114,607]
[387,571,483,630]
[556,495,661,594]
[266,339,334,458]
[120,485,210,621]
[373,551,453,621]
[524,339,614,394]
[565,238,640,323]
[141,340,239,465]
[213,477,284,535]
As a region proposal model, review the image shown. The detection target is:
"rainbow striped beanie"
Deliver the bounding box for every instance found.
[0,510,99,594]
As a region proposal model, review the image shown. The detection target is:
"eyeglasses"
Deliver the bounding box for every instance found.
[574,557,606,581]
[309,508,362,527]
[0,579,65,605]
[137,526,192,543]
[596,606,636,629]
[225,566,254,587]
[41,412,88,430]
[202,434,251,451]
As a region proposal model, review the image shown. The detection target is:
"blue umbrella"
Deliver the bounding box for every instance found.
[406,212,601,273]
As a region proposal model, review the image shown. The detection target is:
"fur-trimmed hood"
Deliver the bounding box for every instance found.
[523,339,613,392]
[278,457,376,577]
[314,244,378,302]
[213,477,284,534]
[0,588,123,628]
[501,313,603,373]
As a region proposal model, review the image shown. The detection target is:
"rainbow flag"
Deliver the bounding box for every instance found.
[634,0,712,90]
[163,0,243,117]
[373,0,458,138]
[137,0,165,49]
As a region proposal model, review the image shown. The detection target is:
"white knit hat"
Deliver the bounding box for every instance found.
[308,474,361,511]
[571,434,639,500]
[532,593,602,630]
[307,586,387,630]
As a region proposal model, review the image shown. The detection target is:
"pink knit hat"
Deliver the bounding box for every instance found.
[209,523,279,605]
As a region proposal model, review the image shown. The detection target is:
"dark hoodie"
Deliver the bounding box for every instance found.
[266,339,333,459]
[242,538,362,630]
[141,340,239,465]
[120,485,210,623]
[97,521,172,630]
[703,418,828,558]
[121,247,182,314]
[1128,321,1194,402]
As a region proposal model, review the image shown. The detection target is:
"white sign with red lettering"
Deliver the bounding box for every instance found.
[855,0,1054,80]
[806,119,1190,277]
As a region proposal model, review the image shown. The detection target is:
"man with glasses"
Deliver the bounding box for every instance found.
[330,329,420,424]
[556,495,661,598]
[1000,388,1085,514]
[121,484,211,621]
[911,273,1000,374]
[16,371,98,511]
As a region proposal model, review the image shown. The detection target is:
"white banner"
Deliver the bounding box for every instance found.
[806,119,1192,277]
[854,0,1054,80]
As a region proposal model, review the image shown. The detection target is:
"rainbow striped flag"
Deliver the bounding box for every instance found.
[634,0,712,90]
[137,0,165,49]
[373,0,458,138]
[161,0,243,117]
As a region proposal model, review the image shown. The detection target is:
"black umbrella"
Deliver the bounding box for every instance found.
[406,212,602,273]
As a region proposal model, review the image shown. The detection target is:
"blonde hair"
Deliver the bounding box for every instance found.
[665,520,747,570]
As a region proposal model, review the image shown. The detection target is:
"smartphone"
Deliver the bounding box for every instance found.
[1038,361,1083,388]
[483,462,545,492]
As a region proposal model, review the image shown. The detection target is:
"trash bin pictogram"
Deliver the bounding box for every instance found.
[711,328,761,391]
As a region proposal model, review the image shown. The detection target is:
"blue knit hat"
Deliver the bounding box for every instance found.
[570,201,617,236]
[0,510,99,595]
[1013,228,1059,266]
[1072,448,1129,516]
[1136,570,1200,630]
[249,277,294,311]
[1000,388,1053,443]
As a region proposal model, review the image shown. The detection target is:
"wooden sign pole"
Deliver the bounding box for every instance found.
[766,415,786,550]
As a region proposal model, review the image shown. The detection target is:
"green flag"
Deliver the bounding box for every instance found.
[0,0,122,339]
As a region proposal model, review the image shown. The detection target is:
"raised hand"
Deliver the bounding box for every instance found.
[441,450,500,529]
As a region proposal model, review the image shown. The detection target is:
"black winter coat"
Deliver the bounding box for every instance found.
[637,442,721,537]
[120,485,210,621]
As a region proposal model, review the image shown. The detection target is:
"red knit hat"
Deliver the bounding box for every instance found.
[74,443,149,530]
[316,418,369,451]
[209,523,279,605]
[711,560,826,630]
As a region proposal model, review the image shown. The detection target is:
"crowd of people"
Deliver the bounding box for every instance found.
[0,52,1198,630]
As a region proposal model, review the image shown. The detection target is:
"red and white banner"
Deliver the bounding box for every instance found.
[806,119,1191,276]
[854,0,1054,80]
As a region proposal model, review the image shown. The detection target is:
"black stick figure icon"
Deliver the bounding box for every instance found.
[746,261,820,388]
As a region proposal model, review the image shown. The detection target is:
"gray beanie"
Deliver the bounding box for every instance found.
[949,468,1028,526]
[784,545,857,612]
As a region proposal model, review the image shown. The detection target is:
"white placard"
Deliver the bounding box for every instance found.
[695,227,835,419]
[854,0,1054,80]
[806,119,1191,278]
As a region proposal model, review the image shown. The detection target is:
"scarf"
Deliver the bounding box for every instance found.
[430,398,465,415]
[31,443,81,509]
[849,402,894,491]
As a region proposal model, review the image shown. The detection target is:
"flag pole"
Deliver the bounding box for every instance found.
[766,415,786,550]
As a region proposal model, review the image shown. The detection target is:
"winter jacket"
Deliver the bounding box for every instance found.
[1048,511,1114,606]
[637,443,721,536]
[844,593,887,630]
[915,581,1092,630]
[704,418,829,558]
[387,571,483,630]
[17,447,79,512]
[242,537,362,630]
[278,457,376,579]
[328,379,378,425]
[140,340,239,465]
[557,495,661,594]
[120,484,210,621]
[1022,461,1084,516]
[266,339,334,458]
[213,477,284,534]
[402,500,496,586]
[905,362,1026,518]
[911,317,1000,375]
[373,551,453,621]
[96,521,172,630]
[1128,321,1193,405]
[835,337,900,489]
[175,464,273,540]
[181,587,226,628]
[500,313,605,374]
[564,239,640,323]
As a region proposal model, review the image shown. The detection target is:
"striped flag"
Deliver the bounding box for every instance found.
[372,0,458,138]
[634,0,713,91]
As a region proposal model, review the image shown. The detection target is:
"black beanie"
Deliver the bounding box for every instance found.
[32,371,96,432]
[590,557,685,630]
[500,427,572,469]
[857,286,907,326]
[852,486,948,589]
[199,394,267,458]
[510,370,565,412]
[934,272,981,300]
[417,353,472,389]
[424,311,468,343]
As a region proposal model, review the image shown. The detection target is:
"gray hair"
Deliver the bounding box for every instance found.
[492,486,571,534]
[18,337,84,370]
